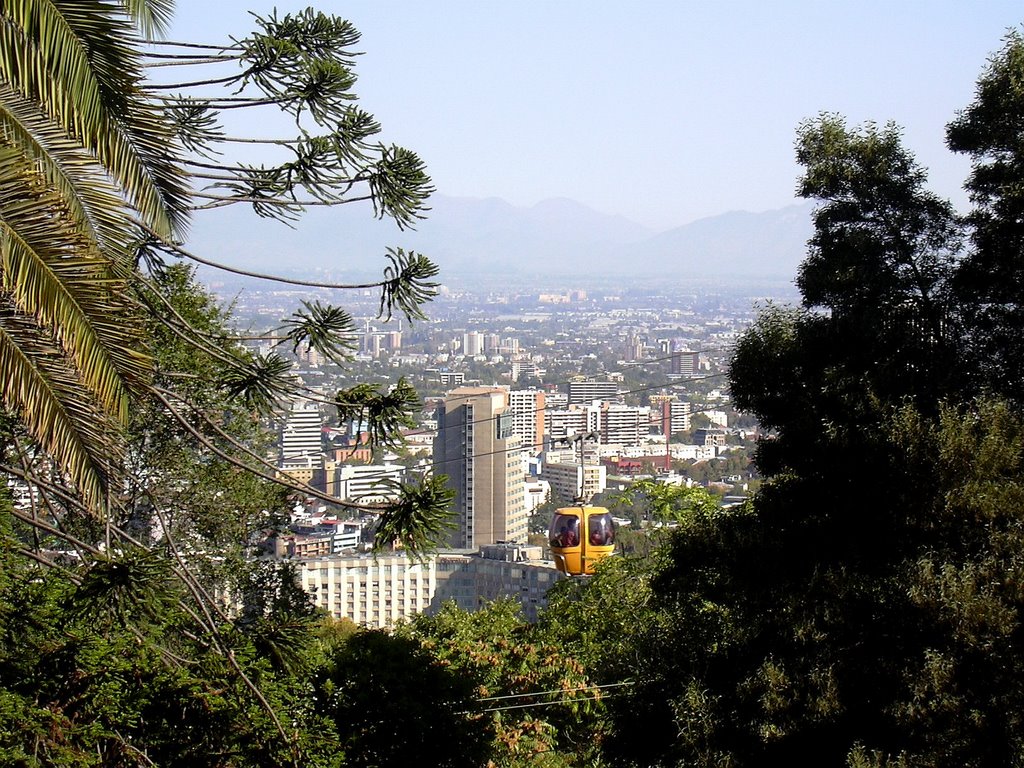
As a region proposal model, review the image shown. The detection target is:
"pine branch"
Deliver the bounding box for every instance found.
[150,386,390,511]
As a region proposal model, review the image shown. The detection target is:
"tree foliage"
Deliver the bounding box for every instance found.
[0,4,449,765]
[315,628,490,768]
[591,27,1024,768]
[405,599,608,767]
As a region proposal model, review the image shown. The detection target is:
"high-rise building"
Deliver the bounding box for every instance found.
[600,403,650,446]
[542,461,607,504]
[434,387,528,548]
[462,331,484,356]
[508,389,546,452]
[280,400,323,466]
[567,379,620,406]
[650,395,692,435]
[544,403,601,446]
[670,349,699,377]
[362,332,382,358]
[624,334,645,362]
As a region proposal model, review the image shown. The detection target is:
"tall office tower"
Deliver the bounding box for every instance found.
[567,379,620,406]
[624,334,645,362]
[508,389,546,452]
[280,400,323,466]
[670,349,699,377]
[462,331,484,356]
[362,332,382,358]
[600,403,650,447]
[434,387,527,548]
[544,403,601,446]
[650,395,692,435]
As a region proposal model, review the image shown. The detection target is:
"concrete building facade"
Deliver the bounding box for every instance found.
[508,389,546,452]
[279,400,323,466]
[567,379,620,406]
[298,544,561,626]
[434,387,528,548]
[542,461,607,504]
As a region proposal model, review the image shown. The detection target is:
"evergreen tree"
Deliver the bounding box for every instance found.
[594,29,1024,767]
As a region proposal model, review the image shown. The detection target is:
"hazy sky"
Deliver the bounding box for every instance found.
[167,1,1023,230]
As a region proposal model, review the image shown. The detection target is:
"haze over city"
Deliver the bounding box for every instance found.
[171,0,1021,241]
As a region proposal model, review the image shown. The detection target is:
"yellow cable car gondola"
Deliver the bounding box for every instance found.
[548,505,615,576]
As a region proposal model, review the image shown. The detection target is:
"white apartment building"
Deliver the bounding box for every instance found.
[280,400,323,466]
[298,544,562,627]
[300,554,437,628]
[567,379,620,406]
[544,402,649,448]
[545,403,601,445]
[331,463,405,503]
[507,389,546,452]
[542,461,607,504]
[600,403,650,447]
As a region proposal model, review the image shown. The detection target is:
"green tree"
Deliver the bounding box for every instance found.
[592,37,1024,767]
[0,496,333,767]
[947,30,1024,403]
[0,5,449,765]
[0,0,187,507]
[405,599,607,767]
[537,484,723,768]
[315,629,490,768]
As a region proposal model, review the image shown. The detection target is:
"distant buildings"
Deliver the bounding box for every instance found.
[544,400,653,450]
[694,428,727,447]
[650,394,691,435]
[433,387,528,548]
[279,400,323,465]
[543,460,607,503]
[278,400,325,487]
[462,331,484,356]
[545,402,600,445]
[670,349,699,377]
[624,333,646,361]
[600,402,650,446]
[567,379,620,406]
[507,389,546,452]
[331,463,405,503]
[510,357,543,383]
[431,369,465,387]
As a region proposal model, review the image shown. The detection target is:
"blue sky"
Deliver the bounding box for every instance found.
[167,1,1023,230]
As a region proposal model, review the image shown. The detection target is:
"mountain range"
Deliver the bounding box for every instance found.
[187,193,814,281]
